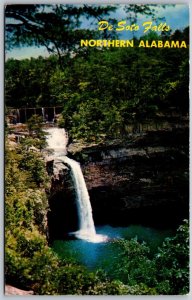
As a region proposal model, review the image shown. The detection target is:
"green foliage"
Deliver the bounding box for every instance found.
[5,25,189,142]
[57,114,65,128]
[5,134,50,290]
[6,28,188,142]
[5,231,58,294]
[5,147,27,195]
[109,220,189,295]
[110,238,157,287]
[26,114,47,150]
[5,134,189,295]
[5,135,132,296]
[5,4,169,61]
[27,114,43,133]
[5,4,116,68]
[155,220,189,294]
[5,56,58,107]
[18,150,49,187]
[5,144,49,237]
[125,283,157,295]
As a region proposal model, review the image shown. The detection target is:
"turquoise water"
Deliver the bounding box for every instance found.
[53,224,175,271]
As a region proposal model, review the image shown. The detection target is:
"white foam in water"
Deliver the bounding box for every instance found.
[71,231,108,243]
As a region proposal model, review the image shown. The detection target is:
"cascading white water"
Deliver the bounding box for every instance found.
[45,127,107,243]
[46,127,68,156]
[59,156,97,239]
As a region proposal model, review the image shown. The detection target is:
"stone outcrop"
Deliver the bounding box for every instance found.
[68,128,189,228]
[47,158,79,243]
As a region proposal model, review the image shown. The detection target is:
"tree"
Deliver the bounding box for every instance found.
[5,56,58,107]
[5,22,189,141]
[5,4,116,68]
[5,4,169,67]
[110,238,156,288]
[155,220,189,295]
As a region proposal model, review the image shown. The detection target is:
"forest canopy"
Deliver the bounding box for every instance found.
[5,26,189,141]
[5,4,189,141]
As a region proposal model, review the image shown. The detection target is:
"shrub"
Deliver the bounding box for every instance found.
[155,220,189,295]
[110,238,156,288]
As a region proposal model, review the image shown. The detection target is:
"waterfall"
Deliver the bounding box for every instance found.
[60,156,96,238]
[46,127,107,243]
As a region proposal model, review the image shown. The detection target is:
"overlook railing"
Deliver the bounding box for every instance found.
[6,106,188,135]
[6,106,63,124]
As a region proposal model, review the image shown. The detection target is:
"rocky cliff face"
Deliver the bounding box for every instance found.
[68,128,189,228]
[47,128,189,241]
[47,158,79,242]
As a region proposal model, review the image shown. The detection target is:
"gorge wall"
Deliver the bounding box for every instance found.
[47,127,189,241]
[68,128,189,228]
